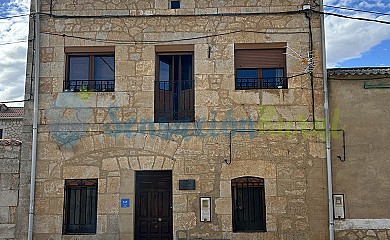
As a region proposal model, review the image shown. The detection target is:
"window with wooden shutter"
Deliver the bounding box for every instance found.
[155,45,194,123]
[235,43,287,89]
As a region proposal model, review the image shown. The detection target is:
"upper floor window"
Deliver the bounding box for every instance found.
[170,0,181,9]
[0,129,3,139]
[232,176,266,232]
[235,43,287,90]
[63,179,98,235]
[155,45,194,123]
[64,46,115,92]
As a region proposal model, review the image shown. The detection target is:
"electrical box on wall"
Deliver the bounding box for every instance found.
[333,194,345,219]
[200,197,211,222]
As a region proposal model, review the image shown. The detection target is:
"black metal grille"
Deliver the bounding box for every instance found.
[155,79,194,122]
[235,77,287,90]
[232,177,266,232]
[63,179,98,235]
[63,79,115,92]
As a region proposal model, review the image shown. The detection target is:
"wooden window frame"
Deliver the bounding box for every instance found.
[231,176,266,232]
[63,179,98,235]
[235,43,287,90]
[154,46,195,123]
[64,46,115,92]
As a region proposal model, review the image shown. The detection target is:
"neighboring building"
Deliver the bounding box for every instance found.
[0,103,23,239]
[328,67,390,240]
[0,139,22,240]
[18,0,330,239]
[0,104,23,140]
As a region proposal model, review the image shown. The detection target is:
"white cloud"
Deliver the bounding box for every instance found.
[0,0,30,107]
[324,0,390,67]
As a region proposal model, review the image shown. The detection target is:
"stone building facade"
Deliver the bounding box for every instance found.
[328,67,390,240]
[0,104,23,140]
[0,104,23,239]
[18,0,329,239]
[0,140,22,239]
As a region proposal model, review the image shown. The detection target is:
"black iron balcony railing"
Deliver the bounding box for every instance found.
[63,79,115,92]
[154,79,194,122]
[235,77,288,90]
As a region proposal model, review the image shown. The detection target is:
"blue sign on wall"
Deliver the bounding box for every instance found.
[121,198,130,208]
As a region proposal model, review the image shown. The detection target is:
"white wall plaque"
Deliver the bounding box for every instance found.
[200,197,211,222]
[333,194,345,219]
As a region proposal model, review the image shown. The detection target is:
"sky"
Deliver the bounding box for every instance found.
[0,0,390,107]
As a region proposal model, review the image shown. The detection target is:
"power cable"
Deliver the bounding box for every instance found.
[40,9,305,19]
[0,100,28,104]
[0,13,30,20]
[324,4,390,16]
[0,39,29,46]
[42,29,309,45]
[317,10,390,25]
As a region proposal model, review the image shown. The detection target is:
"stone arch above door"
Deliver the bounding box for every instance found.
[60,132,178,179]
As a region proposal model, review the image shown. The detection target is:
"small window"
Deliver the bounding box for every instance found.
[155,45,194,123]
[0,129,3,139]
[63,179,98,235]
[170,0,181,9]
[64,47,115,92]
[235,43,287,90]
[232,177,266,232]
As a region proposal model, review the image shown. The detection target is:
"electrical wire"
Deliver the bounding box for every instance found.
[0,13,30,20]
[42,29,309,45]
[34,8,390,25]
[40,9,305,19]
[0,100,28,104]
[324,4,390,16]
[317,10,390,25]
[0,39,29,46]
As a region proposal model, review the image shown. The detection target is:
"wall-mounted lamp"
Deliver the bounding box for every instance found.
[302,3,311,10]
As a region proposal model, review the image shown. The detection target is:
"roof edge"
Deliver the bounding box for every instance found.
[328,67,390,76]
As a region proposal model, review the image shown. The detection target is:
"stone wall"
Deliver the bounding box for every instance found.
[29,131,327,239]
[0,119,23,140]
[0,141,21,239]
[336,230,390,240]
[18,0,328,239]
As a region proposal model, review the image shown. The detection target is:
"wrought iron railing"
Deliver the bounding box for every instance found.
[154,79,194,122]
[235,77,288,90]
[63,79,115,92]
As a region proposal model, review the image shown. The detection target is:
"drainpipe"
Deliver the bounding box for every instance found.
[27,0,40,239]
[319,1,335,239]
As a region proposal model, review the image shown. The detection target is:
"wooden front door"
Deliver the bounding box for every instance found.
[135,171,173,240]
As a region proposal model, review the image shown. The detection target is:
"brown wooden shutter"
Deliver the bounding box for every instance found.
[155,44,194,53]
[235,48,286,68]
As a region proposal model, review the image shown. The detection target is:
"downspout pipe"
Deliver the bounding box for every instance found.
[28,0,40,239]
[319,1,335,239]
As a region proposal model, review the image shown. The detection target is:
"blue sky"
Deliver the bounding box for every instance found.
[324,0,390,67]
[0,0,390,106]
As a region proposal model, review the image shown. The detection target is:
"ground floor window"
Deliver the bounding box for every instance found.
[63,179,98,235]
[232,176,266,232]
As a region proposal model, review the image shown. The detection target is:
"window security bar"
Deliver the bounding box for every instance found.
[154,79,194,122]
[63,79,115,92]
[235,77,287,90]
